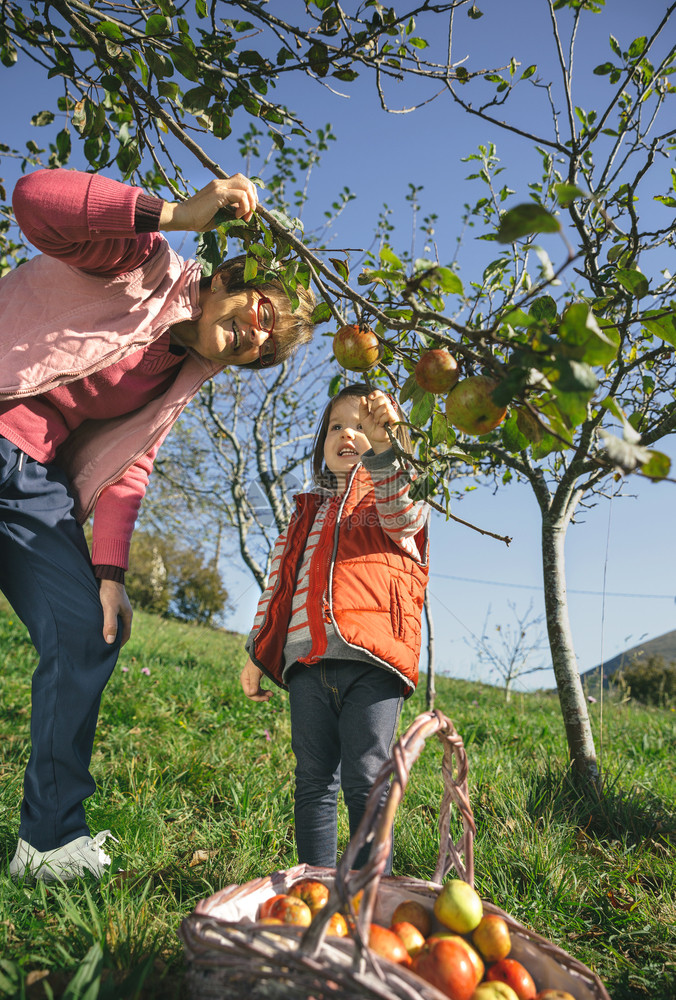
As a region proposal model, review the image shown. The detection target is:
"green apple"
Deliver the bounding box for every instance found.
[433,878,483,934]
[472,983,520,1000]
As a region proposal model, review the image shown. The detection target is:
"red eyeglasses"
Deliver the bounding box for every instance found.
[256,295,277,367]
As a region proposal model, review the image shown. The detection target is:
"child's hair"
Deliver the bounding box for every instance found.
[311,382,412,489]
[200,255,316,369]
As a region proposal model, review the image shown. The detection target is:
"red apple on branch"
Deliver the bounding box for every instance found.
[445,375,507,435]
[333,324,382,372]
[415,348,460,394]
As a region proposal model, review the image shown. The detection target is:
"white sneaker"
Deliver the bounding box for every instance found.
[9,830,117,882]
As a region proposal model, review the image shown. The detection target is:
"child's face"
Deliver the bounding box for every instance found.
[323,396,371,487]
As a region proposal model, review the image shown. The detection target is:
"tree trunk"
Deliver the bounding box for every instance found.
[541,513,599,785]
[424,589,436,711]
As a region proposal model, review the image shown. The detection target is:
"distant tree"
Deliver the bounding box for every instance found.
[470,601,549,702]
[125,529,228,625]
[610,654,676,708]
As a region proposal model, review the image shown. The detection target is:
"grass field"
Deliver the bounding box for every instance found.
[1,601,674,999]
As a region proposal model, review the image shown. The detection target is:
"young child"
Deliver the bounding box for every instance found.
[240,383,429,872]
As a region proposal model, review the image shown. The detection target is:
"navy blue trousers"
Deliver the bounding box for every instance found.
[288,659,403,873]
[0,438,120,851]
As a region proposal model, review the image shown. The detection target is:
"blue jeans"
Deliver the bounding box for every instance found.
[288,658,404,873]
[0,438,121,851]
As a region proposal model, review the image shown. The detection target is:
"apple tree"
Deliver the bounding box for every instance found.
[1,1,676,784]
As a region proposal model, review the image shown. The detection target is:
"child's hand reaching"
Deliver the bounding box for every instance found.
[240,657,274,702]
[359,391,400,454]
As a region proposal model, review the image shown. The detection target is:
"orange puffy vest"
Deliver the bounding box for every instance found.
[251,467,429,697]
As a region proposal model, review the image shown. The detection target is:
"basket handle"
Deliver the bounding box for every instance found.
[301,709,475,959]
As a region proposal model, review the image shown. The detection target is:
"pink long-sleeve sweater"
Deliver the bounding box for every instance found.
[0,169,188,575]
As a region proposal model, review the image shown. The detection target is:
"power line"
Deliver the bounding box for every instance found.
[429,573,675,601]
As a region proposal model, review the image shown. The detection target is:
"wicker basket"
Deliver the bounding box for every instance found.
[179,710,611,1000]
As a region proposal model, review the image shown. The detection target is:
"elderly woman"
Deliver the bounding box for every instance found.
[0,167,315,881]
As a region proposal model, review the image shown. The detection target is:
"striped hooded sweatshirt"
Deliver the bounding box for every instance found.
[247,451,430,697]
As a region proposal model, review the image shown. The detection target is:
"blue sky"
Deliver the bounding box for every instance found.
[2,1,674,690]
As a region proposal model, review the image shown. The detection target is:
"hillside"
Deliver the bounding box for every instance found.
[580,628,676,691]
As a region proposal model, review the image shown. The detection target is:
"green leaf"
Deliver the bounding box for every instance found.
[379,245,404,269]
[554,357,598,394]
[496,203,560,243]
[521,65,537,79]
[329,257,349,282]
[515,408,545,443]
[410,391,436,426]
[244,256,258,282]
[333,68,359,81]
[399,374,418,405]
[628,36,647,59]
[182,86,212,113]
[558,303,620,365]
[30,110,54,127]
[146,14,172,36]
[529,295,558,322]
[195,232,222,277]
[530,433,558,460]
[593,62,615,76]
[642,310,676,347]
[55,128,71,162]
[430,412,448,446]
[501,308,534,329]
[267,208,303,233]
[615,268,649,298]
[308,42,329,77]
[169,46,199,82]
[436,266,464,295]
[311,302,333,325]
[641,451,671,481]
[501,411,529,453]
[96,21,125,41]
[468,4,484,19]
[554,182,586,207]
[328,373,342,397]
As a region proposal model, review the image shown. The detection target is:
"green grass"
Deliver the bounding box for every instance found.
[1,600,674,999]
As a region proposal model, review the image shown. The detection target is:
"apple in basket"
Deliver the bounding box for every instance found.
[258,894,312,927]
[426,933,484,986]
[411,937,476,1000]
[486,958,537,1000]
[326,912,349,937]
[288,878,330,917]
[472,914,512,962]
[534,993,578,1000]
[390,920,426,958]
[472,984,520,1000]
[390,898,433,937]
[367,924,411,965]
[434,878,483,934]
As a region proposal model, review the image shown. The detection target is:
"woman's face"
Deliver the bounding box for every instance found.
[191,275,276,365]
[323,396,371,487]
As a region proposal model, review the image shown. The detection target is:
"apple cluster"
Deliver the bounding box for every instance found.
[255,876,579,1000]
[332,327,507,438]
